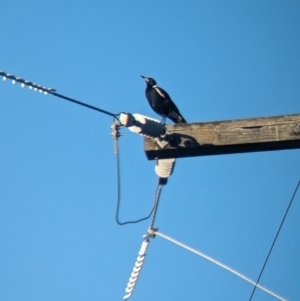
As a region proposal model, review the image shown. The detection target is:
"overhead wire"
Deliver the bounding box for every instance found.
[3,70,297,301]
[0,70,119,119]
[113,123,164,225]
[248,179,300,301]
[149,183,163,229]
[154,230,288,301]
[152,180,300,301]
[48,90,119,118]
[121,183,164,300]
[0,69,164,226]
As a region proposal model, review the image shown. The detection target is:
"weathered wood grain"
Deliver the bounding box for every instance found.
[144,113,300,160]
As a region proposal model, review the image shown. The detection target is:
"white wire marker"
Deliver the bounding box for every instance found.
[155,231,288,301]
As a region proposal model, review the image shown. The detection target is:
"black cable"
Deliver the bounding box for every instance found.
[114,134,163,225]
[248,179,300,301]
[49,91,118,118]
[149,184,163,229]
[0,70,119,119]
[1,70,165,226]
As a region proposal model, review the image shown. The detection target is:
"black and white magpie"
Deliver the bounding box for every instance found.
[141,76,187,124]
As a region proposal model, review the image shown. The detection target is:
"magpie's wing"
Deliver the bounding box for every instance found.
[153,86,187,123]
[153,86,180,113]
[153,86,170,100]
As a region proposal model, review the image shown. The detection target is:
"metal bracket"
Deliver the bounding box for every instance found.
[148,227,158,238]
[111,119,123,138]
[111,118,123,153]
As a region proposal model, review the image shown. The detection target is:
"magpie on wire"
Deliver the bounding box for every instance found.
[141,76,187,124]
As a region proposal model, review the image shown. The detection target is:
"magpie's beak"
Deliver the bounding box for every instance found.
[141,75,149,82]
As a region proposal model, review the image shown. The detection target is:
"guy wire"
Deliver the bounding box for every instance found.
[155,230,288,301]
[248,179,300,301]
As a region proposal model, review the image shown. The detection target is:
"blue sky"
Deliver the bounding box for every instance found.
[0,1,299,300]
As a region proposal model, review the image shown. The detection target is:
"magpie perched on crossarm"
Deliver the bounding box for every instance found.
[141,76,187,124]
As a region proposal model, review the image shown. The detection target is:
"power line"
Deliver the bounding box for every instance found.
[0,70,119,118]
[49,90,118,118]
[3,69,297,301]
[1,69,166,226]
[113,122,164,225]
[248,179,300,301]
[149,183,163,229]
[154,230,288,301]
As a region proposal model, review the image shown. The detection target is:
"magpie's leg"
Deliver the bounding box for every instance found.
[160,116,166,125]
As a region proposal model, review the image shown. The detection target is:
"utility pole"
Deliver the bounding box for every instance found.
[144,113,300,160]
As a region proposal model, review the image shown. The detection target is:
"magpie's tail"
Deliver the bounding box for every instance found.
[168,111,187,124]
[173,115,187,124]
[175,115,187,124]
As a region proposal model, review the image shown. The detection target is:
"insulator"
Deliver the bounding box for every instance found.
[125,286,134,293]
[129,276,137,282]
[119,112,136,127]
[135,261,143,268]
[131,271,139,278]
[21,83,26,88]
[123,238,149,300]
[127,280,136,287]
[138,249,146,256]
[155,158,176,178]
[12,79,16,84]
[123,292,132,299]
[133,266,141,273]
[3,76,7,81]
[120,113,165,138]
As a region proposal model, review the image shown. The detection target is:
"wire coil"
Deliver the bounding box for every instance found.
[123,237,149,300]
[0,70,56,94]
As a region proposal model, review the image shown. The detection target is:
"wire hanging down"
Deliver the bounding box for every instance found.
[0,69,119,118]
[113,119,165,225]
[149,183,163,229]
[248,179,300,301]
[154,231,288,301]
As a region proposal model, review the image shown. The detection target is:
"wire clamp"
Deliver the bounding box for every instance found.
[111,119,123,138]
[111,118,123,153]
[147,227,157,238]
